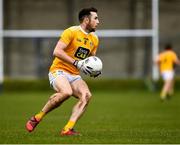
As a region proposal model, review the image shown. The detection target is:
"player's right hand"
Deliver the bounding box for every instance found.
[73,60,92,75]
[73,60,84,70]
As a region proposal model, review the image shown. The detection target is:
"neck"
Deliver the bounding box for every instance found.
[80,23,90,33]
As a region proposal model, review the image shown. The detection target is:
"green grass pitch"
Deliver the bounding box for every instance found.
[0,89,180,144]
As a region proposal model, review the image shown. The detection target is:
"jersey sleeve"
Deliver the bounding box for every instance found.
[172,52,178,62]
[60,28,73,45]
[91,35,99,55]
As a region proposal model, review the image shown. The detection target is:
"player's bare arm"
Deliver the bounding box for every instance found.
[174,58,180,65]
[53,40,75,65]
[53,40,88,72]
[154,56,160,65]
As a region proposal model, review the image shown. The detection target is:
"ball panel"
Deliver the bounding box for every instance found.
[83,56,103,77]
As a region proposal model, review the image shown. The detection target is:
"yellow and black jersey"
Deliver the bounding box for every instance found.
[158,50,178,73]
[49,26,99,75]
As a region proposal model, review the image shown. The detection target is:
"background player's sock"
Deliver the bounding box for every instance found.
[160,91,167,100]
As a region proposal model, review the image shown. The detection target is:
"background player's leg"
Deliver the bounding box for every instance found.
[168,79,174,96]
[160,80,171,100]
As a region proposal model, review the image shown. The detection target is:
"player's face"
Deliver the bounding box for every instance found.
[87,12,99,32]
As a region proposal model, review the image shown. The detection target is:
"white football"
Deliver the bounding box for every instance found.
[83,56,103,77]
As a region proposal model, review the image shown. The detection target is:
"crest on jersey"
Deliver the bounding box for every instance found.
[76,38,82,42]
[90,42,93,47]
[83,38,89,45]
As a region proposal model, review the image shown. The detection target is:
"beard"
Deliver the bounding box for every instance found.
[86,23,96,33]
[90,28,95,32]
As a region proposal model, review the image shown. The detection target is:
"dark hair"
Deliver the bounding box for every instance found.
[78,7,98,22]
[165,43,172,50]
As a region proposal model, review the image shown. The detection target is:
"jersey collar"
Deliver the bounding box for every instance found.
[79,25,89,35]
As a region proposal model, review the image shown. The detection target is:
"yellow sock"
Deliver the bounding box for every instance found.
[63,120,75,132]
[160,91,167,99]
[35,111,45,121]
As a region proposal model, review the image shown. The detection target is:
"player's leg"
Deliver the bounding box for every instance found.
[160,71,174,100]
[61,79,91,135]
[41,76,73,114]
[26,75,73,132]
[168,79,174,96]
[160,79,171,100]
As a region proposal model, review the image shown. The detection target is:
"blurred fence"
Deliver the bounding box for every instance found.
[4,37,153,79]
[2,0,180,79]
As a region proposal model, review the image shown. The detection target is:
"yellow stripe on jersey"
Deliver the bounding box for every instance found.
[158,50,178,72]
[49,26,99,75]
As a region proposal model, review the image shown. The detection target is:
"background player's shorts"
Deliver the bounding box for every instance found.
[48,70,81,90]
[161,70,174,81]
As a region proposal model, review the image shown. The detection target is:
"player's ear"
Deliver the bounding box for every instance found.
[84,16,90,23]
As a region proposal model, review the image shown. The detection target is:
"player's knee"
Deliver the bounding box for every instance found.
[79,98,88,107]
[86,92,92,102]
[55,90,72,102]
[61,89,73,98]
[80,91,91,105]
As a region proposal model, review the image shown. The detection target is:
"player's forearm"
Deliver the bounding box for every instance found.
[174,58,180,65]
[177,60,180,65]
[53,48,75,65]
[53,40,75,65]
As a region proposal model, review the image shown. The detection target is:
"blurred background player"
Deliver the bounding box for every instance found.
[25,7,100,136]
[155,43,180,101]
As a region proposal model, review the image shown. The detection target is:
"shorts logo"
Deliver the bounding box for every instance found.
[75,47,90,59]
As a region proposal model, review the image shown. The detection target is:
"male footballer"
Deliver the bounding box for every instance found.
[26,7,100,136]
[155,44,180,100]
